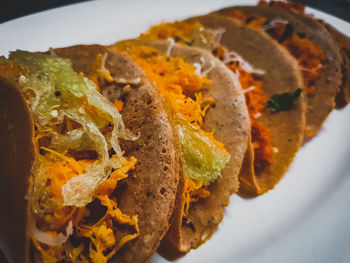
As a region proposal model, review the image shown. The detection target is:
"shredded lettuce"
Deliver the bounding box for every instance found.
[175,117,230,184]
[9,51,136,209]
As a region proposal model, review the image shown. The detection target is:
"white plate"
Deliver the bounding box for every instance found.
[1,1,350,263]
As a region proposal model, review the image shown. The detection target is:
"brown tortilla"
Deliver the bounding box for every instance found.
[113,39,250,253]
[185,14,306,196]
[0,45,179,263]
[214,6,343,136]
[0,77,35,263]
[321,22,350,107]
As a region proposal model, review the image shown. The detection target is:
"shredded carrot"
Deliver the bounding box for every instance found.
[76,194,140,263]
[282,33,325,94]
[46,160,93,199]
[251,120,273,165]
[183,178,210,216]
[96,156,137,196]
[34,150,138,263]
[139,21,202,44]
[113,100,124,112]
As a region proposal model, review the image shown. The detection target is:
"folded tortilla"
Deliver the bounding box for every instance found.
[0,45,178,263]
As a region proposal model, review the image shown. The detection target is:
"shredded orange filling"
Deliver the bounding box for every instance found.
[114,44,219,214]
[76,193,140,262]
[282,33,325,94]
[139,21,202,44]
[251,121,273,166]
[183,178,210,216]
[34,147,138,262]
[228,8,325,95]
[113,100,124,112]
[96,156,137,196]
[41,146,94,199]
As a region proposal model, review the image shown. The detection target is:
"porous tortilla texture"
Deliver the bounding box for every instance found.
[214,6,343,136]
[186,14,306,195]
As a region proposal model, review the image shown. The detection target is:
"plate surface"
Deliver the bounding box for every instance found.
[1,1,350,263]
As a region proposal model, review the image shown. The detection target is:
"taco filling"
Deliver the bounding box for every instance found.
[140,22,273,167]
[0,51,140,263]
[227,2,325,96]
[114,44,230,217]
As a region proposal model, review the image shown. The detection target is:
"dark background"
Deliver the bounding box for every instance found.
[0,0,350,24]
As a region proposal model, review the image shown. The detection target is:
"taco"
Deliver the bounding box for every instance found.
[0,45,178,263]
[214,1,343,136]
[112,39,250,253]
[139,15,306,197]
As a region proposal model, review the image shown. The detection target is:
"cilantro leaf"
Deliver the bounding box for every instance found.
[267,88,302,113]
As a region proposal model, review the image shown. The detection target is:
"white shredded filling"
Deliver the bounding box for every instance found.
[114,77,141,84]
[201,60,215,76]
[222,51,266,75]
[166,38,175,56]
[261,19,289,31]
[212,28,226,43]
[31,219,73,246]
[299,63,322,72]
[194,63,201,76]
[242,86,256,94]
[193,56,215,77]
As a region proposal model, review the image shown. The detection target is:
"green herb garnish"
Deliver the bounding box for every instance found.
[267,88,302,113]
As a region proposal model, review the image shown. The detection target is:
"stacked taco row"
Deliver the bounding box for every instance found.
[0,1,348,262]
